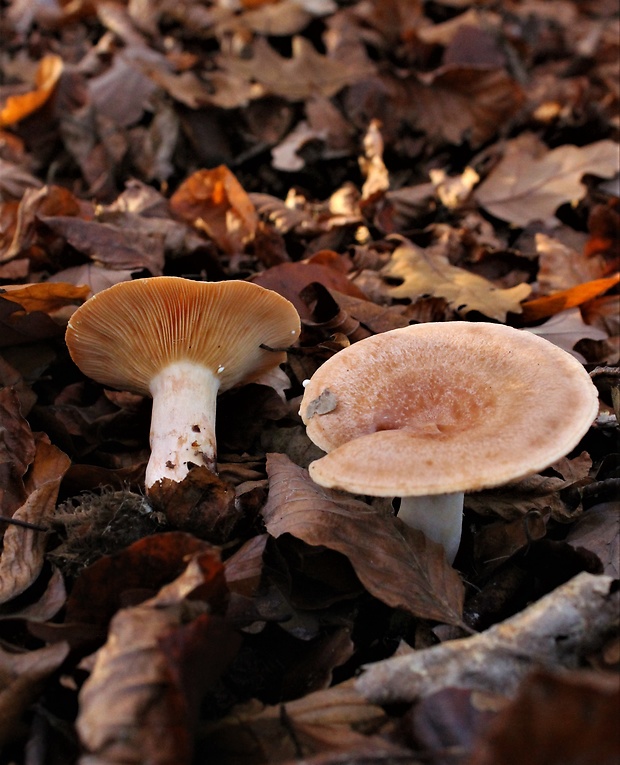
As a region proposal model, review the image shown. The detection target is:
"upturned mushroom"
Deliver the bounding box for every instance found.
[299,322,599,563]
[65,277,300,493]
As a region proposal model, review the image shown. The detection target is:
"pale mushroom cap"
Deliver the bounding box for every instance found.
[65,277,301,395]
[300,322,599,496]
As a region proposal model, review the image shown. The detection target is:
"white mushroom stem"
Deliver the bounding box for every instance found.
[397,492,464,564]
[146,361,221,491]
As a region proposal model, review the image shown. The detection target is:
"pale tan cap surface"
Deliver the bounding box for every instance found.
[300,322,599,496]
[65,276,301,394]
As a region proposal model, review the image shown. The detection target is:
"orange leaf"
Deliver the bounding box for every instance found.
[0,55,63,127]
[521,273,620,322]
[0,282,91,313]
[170,166,258,253]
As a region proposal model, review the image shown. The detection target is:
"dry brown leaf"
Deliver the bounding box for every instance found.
[382,241,531,321]
[262,453,465,626]
[0,435,71,605]
[465,461,587,524]
[0,385,36,516]
[565,502,620,579]
[170,167,258,253]
[39,216,167,273]
[390,66,523,147]
[0,641,70,746]
[252,261,368,320]
[467,668,620,765]
[234,0,337,37]
[201,682,396,765]
[525,307,608,361]
[535,233,607,293]
[76,552,240,765]
[0,54,63,127]
[219,35,376,101]
[475,134,620,226]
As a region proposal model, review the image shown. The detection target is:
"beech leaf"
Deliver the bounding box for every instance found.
[262,453,465,626]
[475,134,620,227]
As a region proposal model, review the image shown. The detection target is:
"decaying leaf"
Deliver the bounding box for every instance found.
[475,134,620,227]
[525,307,608,360]
[200,681,398,764]
[0,54,63,127]
[382,240,531,321]
[262,453,465,626]
[170,167,258,253]
[467,668,620,765]
[393,66,524,147]
[565,502,620,578]
[76,551,241,765]
[0,434,71,605]
[218,35,376,101]
[0,641,70,746]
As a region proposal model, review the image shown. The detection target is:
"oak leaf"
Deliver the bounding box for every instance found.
[219,35,376,101]
[382,241,531,321]
[475,134,620,226]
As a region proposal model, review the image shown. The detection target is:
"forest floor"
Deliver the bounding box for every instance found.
[0,1,619,763]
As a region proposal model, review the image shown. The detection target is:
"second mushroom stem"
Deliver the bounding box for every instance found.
[397,492,464,564]
[146,361,221,491]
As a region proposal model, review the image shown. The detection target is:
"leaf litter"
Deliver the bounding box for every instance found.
[0,0,618,763]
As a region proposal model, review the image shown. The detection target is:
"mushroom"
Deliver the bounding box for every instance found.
[299,322,599,563]
[65,276,300,493]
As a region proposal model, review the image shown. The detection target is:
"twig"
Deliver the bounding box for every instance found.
[356,572,619,705]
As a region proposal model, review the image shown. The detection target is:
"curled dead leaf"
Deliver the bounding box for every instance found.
[0,55,63,127]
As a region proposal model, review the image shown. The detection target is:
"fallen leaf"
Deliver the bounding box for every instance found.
[0,282,90,313]
[220,35,376,102]
[262,453,465,626]
[200,682,396,765]
[0,641,70,746]
[0,435,71,605]
[388,66,523,147]
[475,134,620,226]
[521,273,620,321]
[0,54,63,127]
[524,307,608,360]
[565,502,620,578]
[467,668,620,765]
[170,167,258,253]
[0,385,36,516]
[76,551,241,765]
[252,260,368,320]
[535,232,608,293]
[39,216,167,273]
[382,240,531,321]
